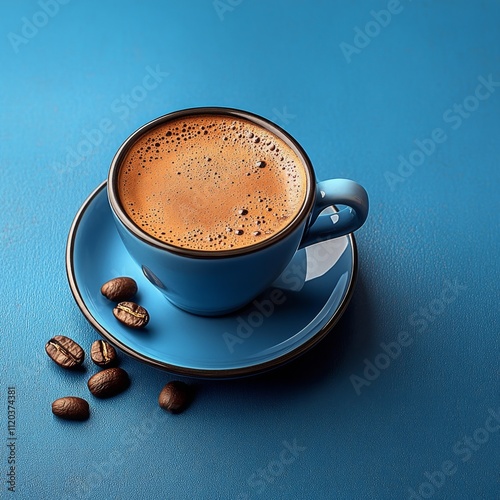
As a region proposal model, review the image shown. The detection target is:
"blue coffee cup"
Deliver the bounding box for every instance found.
[108,108,369,316]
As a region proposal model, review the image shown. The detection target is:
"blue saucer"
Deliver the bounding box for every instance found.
[66,182,358,378]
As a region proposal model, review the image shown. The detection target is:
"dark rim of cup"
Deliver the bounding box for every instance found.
[108,107,316,259]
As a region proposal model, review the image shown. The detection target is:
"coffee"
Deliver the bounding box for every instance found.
[91,340,118,367]
[113,301,150,329]
[45,335,85,369]
[158,381,193,414]
[100,276,138,302]
[87,367,130,398]
[117,114,308,251]
[51,397,90,421]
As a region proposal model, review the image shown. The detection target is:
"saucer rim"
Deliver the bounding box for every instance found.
[66,181,358,379]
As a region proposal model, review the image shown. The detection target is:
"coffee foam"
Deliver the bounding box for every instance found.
[117,114,307,251]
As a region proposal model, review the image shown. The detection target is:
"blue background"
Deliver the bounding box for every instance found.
[1,1,499,499]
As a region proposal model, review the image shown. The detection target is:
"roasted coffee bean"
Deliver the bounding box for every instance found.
[158,381,192,414]
[45,335,85,369]
[91,340,117,367]
[101,277,138,302]
[51,397,90,421]
[113,301,149,328]
[87,367,130,398]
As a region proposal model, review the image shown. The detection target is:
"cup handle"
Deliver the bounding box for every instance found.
[299,179,369,248]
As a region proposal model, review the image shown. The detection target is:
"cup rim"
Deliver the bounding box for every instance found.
[108,107,316,259]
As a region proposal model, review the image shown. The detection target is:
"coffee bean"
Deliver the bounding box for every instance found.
[113,301,149,328]
[87,367,130,398]
[158,381,192,414]
[45,335,85,369]
[52,397,90,421]
[91,340,117,367]
[101,277,137,302]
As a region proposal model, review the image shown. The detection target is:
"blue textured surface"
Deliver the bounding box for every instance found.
[1,1,499,499]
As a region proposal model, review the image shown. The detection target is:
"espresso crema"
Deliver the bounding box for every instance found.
[117,114,308,251]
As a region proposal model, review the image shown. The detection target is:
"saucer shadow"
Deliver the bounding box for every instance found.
[203,272,373,394]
